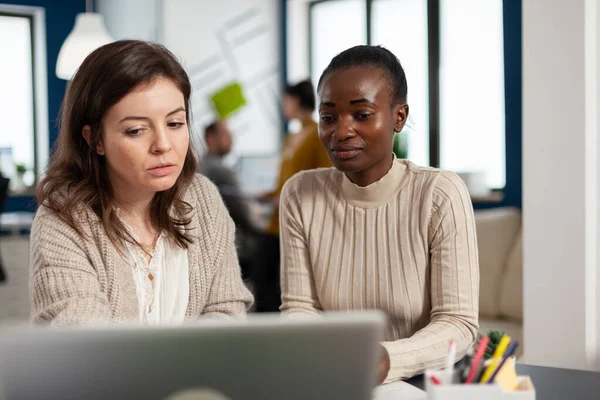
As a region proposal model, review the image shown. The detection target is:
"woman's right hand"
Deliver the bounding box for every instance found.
[377,345,391,384]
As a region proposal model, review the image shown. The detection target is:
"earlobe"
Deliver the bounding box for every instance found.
[96,142,105,156]
[394,104,409,133]
[82,125,92,146]
[82,125,105,155]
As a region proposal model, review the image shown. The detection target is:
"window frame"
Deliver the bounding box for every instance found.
[0,5,48,191]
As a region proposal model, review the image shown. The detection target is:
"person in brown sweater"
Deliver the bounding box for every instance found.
[252,80,332,312]
[279,45,479,383]
[31,40,252,325]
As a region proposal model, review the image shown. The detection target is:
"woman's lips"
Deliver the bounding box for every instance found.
[147,164,176,177]
[332,148,362,160]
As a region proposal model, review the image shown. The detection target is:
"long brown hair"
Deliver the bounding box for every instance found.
[37,40,197,249]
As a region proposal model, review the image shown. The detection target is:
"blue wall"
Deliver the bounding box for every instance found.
[3,0,85,212]
[501,0,522,209]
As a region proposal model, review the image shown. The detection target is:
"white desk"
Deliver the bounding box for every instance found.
[0,212,34,235]
[373,380,426,400]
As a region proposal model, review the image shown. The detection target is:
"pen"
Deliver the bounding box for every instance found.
[445,339,456,385]
[480,335,511,384]
[488,340,519,383]
[459,347,474,383]
[465,336,489,384]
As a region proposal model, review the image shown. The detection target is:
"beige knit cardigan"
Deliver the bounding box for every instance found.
[30,174,253,324]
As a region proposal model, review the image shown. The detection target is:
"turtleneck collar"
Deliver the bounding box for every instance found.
[340,157,412,208]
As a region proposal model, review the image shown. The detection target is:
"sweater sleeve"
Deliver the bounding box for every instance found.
[381,171,479,383]
[195,176,254,318]
[29,209,112,325]
[279,174,323,317]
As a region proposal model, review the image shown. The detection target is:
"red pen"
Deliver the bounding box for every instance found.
[465,336,490,384]
[430,375,442,385]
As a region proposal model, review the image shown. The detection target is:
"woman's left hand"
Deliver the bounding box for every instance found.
[377,345,391,384]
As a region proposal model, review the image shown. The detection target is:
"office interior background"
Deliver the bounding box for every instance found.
[0,0,599,373]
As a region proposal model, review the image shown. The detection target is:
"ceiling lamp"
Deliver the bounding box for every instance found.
[56,0,113,80]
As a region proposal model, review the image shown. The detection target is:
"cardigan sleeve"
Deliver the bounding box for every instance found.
[192,175,254,318]
[29,208,112,325]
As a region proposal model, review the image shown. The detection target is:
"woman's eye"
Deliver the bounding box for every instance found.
[168,122,186,129]
[320,115,335,122]
[126,128,144,136]
[356,113,372,120]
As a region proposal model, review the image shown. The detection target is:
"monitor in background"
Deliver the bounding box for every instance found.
[234,154,280,197]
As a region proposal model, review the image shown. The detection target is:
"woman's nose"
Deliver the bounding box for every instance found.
[151,127,172,153]
[333,116,357,141]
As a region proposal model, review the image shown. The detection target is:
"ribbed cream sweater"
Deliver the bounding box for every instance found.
[280,158,479,382]
[30,174,253,324]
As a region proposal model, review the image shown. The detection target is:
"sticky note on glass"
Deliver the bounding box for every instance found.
[210,82,247,119]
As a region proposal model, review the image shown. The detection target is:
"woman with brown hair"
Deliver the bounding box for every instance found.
[31,40,252,325]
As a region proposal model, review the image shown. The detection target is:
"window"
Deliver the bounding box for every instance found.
[371,0,429,167]
[309,0,367,87]
[0,6,48,192]
[439,0,505,188]
[0,14,34,186]
[293,0,506,189]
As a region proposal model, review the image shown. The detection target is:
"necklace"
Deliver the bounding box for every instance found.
[114,207,161,316]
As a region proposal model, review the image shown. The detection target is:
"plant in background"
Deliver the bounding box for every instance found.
[15,163,26,175]
[392,115,417,160]
[392,132,408,159]
[477,330,506,360]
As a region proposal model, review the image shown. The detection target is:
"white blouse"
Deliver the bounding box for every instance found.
[120,217,189,324]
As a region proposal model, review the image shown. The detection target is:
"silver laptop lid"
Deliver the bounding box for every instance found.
[0,311,385,400]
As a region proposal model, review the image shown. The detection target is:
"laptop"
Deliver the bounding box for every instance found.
[0,311,385,400]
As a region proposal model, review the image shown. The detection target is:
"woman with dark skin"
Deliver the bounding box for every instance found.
[279,46,479,384]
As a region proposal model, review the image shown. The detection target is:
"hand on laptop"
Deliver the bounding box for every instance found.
[378,345,391,384]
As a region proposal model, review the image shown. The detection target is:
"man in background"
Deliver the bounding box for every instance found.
[201,120,258,280]
[253,79,332,312]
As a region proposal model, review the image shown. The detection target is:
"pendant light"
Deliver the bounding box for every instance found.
[56,0,113,80]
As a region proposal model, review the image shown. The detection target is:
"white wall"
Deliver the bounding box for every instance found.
[593,0,600,371]
[97,0,282,159]
[96,0,160,41]
[162,0,281,157]
[523,0,599,371]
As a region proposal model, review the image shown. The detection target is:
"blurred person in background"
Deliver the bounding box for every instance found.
[201,120,260,281]
[31,40,252,325]
[252,79,332,312]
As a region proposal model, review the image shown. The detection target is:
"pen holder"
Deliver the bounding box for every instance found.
[424,369,536,400]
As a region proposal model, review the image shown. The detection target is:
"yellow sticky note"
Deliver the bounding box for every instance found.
[494,356,519,391]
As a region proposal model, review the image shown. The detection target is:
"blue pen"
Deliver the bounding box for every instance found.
[488,340,519,383]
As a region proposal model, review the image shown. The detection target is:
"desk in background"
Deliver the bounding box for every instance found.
[0,212,33,236]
